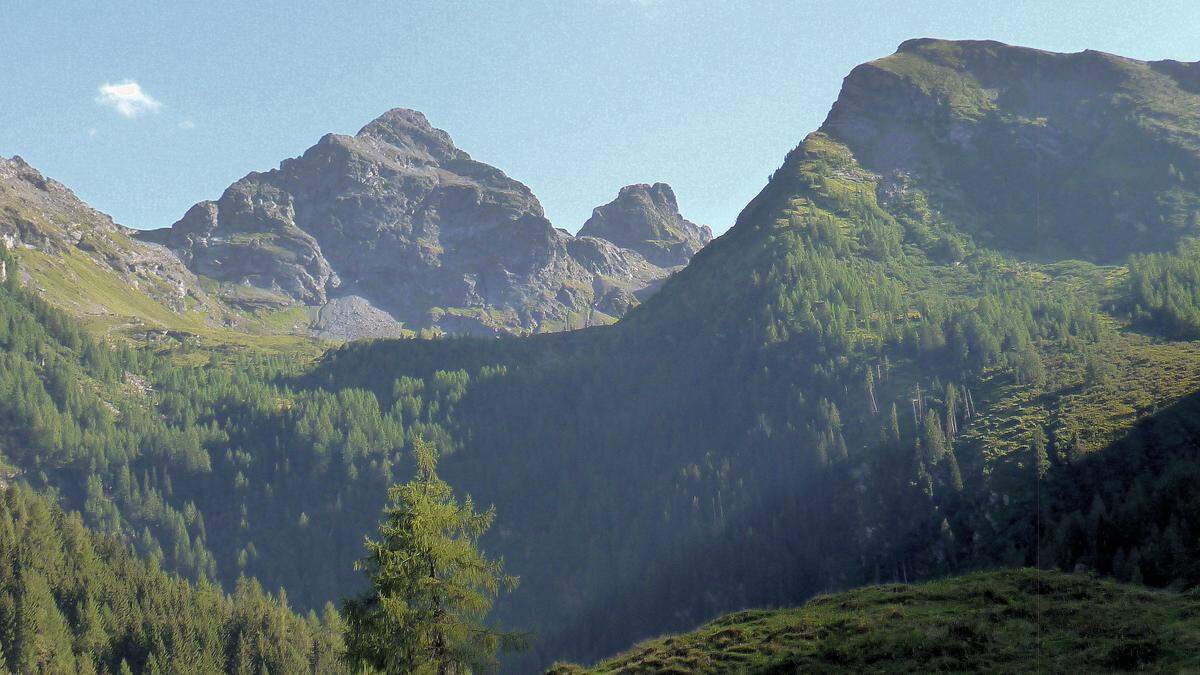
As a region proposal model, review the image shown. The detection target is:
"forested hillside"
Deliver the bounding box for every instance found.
[0,243,467,607]
[0,483,340,672]
[3,38,1200,671]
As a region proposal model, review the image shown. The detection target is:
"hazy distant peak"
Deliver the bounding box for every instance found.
[580,182,711,267]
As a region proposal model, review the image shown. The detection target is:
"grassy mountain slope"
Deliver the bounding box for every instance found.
[16,247,322,358]
[0,155,325,357]
[551,569,1200,674]
[824,38,1200,260]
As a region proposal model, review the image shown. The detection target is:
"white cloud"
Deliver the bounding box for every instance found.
[96,81,162,118]
[178,119,195,130]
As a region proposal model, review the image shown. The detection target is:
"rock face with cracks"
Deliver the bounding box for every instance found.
[142,109,708,337]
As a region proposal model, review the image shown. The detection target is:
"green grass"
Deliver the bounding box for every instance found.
[552,569,1200,674]
[870,50,998,121]
[20,248,189,330]
[16,247,329,361]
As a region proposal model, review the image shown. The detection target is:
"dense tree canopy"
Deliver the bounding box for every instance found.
[0,483,341,672]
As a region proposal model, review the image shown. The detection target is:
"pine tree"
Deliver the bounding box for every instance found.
[1030,428,1050,481]
[920,410,948,465]
[943,383,958,440]
[15,570,76,673]
[887,403,901,446]
[944,450,965,493]
[341,437,524,674]
[74,595,108,659]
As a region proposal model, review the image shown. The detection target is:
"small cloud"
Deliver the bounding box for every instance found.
[178,119,196,130]
[96,80,162,118]
[87,128,98,138]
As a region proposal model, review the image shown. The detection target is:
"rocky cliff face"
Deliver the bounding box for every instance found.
[0,155,216,317]
[820,38,1200,260]
[142,109,706,337]
[579,183,712,267]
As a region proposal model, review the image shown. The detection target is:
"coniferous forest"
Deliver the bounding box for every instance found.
[5,34,1200,673]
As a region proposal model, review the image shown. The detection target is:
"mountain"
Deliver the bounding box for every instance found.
[4,37,1200,673]
[141,109,705,338]
[0,155,331,353]
[305,39,1200,666]
[822,38,1200,260]
[578,182,712,267]
[551,569,1200,673]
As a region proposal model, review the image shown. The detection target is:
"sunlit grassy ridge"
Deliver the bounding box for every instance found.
[552,569,1200,674]
[15,247,326,360]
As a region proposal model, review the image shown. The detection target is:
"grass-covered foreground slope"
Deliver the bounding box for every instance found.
[553,570,1200,674]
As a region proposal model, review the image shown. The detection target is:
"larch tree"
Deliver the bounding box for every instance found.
[342,437,523,674]
[1030,427,1050,481]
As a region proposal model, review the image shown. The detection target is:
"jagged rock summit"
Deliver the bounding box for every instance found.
[141,108,708,337]
[579,183,712,267]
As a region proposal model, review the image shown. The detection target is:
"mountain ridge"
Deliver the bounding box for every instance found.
[820,37,1200,259]
[1,111,710,344]
[0,154,247,336]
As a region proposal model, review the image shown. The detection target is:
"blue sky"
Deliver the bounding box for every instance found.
[3,1,1199,234]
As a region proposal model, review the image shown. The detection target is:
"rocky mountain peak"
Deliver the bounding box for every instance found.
[139,109,708,338]
[625,182,677,206]
[3,155,78,209]
[579,182,712,267]
[353,108,464,163]
[1,154,122,244]
[2,155,37,179]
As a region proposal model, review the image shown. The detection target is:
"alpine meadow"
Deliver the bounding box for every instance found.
[4,15,1200,674]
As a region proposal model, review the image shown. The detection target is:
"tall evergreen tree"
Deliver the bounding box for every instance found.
[920,410,948,466]
[342,438,523,674]
[1030,428,1050,481]
[15,570,76,673]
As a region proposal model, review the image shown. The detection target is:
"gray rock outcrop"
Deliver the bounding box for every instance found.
[141,109,709,336]
[579,183,712,268]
